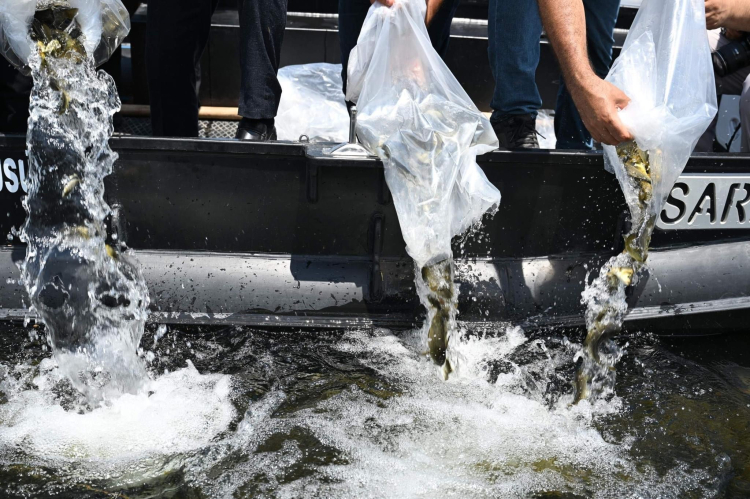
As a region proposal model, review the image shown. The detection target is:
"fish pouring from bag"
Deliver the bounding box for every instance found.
[574,140,656,404]
[16,1,149,400]
[419,259,455,378]
[346,0,501,381]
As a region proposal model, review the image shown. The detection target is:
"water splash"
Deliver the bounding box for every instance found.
[576,141,656,402]
[19,7,149,404]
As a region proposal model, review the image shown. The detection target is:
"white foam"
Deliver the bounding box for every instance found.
[0,328,712,497]
[197,328,705,498]
[0,360,234,466]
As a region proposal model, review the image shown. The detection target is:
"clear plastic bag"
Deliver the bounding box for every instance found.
[276,63,350,143]
[0,0,36,70]
[604,0,717,221]
[347,0,501,268]
[74,0,130,67]
[0,0,129,71]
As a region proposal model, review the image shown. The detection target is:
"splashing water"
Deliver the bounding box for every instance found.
[576,141,656,402]
[1,322,746,496]
[19,8,149,404]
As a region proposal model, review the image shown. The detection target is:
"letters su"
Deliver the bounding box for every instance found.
[0,156,29,194]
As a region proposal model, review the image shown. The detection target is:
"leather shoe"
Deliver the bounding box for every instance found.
[235,119,277,141]
[492,114,541,150]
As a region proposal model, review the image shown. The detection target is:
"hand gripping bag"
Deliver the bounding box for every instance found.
[604,0,717,231]
[346,0,501,269]
[0,0,129,71]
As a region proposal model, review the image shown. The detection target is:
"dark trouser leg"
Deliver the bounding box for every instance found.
[238,0,288,120]
[338,0,461,96]
[0,60,31,134]
[488,0,543,122]
[146,0,217,137]
[426,0,462,57]
[338,0,371,97]
[554,0,620,150]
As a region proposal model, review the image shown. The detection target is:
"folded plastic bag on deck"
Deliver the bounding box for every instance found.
[0,0,130,71]
[346,0,501,269]
[604,0,717,219]
[276,63,349,143]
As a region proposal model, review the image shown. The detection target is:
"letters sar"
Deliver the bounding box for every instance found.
[660,180,750,228]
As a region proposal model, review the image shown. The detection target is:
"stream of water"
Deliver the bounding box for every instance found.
[19,5,149,405]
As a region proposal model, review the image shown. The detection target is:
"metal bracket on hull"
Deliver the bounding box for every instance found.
[326,106,372,158]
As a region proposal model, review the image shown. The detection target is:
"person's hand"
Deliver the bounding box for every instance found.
[370,0,444,27]
[570,76,633,146]
[706,0,734,30]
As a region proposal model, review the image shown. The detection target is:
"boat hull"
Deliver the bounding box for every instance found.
[0,136,747,333]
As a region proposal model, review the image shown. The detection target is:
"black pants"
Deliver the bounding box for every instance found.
[147,0,288,137]
[0,61,31,134]
[338,0,461,96]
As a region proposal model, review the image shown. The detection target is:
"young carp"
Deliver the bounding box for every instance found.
[421,259,455,379]
[574,140,657,403]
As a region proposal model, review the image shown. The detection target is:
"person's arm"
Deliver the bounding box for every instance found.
[706,0,750,30]
[371,0,446,26]
[537,0,633,145]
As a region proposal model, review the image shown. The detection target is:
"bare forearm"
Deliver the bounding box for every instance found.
[725,2,750,30]
[537,0,596,92]
[537,0,633,145]
[706,0,750,31]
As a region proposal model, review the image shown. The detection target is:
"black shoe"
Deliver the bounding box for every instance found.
[492,114,540,150]
[235,119,277,141]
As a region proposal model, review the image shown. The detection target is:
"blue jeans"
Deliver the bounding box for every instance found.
[338,0,461,97]
[488,0,620,150]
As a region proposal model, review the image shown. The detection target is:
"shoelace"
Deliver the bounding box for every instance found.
[510,119,545,148]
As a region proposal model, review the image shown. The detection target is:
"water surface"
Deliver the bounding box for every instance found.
[1,323,749,498]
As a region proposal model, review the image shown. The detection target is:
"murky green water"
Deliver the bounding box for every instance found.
[1,323,749,498]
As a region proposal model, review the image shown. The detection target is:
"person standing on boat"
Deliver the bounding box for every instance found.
[146,0,287,141]
[489,0,624,150]
[533,0,633,148]
[338,0,460,98]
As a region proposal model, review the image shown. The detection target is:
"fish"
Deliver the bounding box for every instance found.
[638,180,653,205]
[421,259,455,378]
[618,140,652,183]
[105,245,118,260]
[573,370,590,405]
[58,88,70,114]
[575,141,657,404]
[30,6,87,63]
[67,226,90,239]
[623,234,646,264]
[608,267,634,287]
[62,175,79,197]
[574,317,621,403]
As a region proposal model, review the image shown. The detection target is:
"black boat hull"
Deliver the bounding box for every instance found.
[0,136,747,333]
